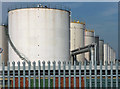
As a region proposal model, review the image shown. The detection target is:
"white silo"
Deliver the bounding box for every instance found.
[0,26,8,66]
[107,45,110,65]
[104,44,108,65]
[84,29,95,62]
[70,21,85,63]
[8,7,70,65]
[99,40,104,64]
[113,50,116,64]
[109,47,112,63]
[111,48,114,63]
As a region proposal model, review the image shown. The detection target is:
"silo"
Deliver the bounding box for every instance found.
[84,29,95,62]
[8,7,70,65]
[95,36,99,65]
[70,21,85,64]
[109,47,112,63]
[0,26,8,66]
[113,50,116,64]
[111,48,115,63]
[99,40,104,65]
[104,44,108,65]
[107,45,110,64]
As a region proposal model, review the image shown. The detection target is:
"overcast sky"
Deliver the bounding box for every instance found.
[1,2,118,58]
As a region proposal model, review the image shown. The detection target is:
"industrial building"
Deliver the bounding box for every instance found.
[0,3,119,88]
[0,4,116,66]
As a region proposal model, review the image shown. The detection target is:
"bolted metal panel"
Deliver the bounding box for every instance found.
[8,8,70,65]
[84,30,95,62]
[0,26,8,66]
[70,22,85,63]
[99,40,104,65]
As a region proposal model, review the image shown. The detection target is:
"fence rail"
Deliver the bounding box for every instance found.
[0,60,120,87]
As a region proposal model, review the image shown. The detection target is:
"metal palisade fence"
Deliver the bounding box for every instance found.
[0,60,120,88]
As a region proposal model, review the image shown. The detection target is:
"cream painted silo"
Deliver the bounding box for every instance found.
[84,29,95,62]
[109,47,112,63]
[0,26,8,66]
[8,7,70,65]
[104,44,108,65]
[107,45,110,65]
[113,50,116,64]
[70,21,85,63]
[99,40,104,64]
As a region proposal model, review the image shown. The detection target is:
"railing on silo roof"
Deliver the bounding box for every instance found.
[8,3,71,12]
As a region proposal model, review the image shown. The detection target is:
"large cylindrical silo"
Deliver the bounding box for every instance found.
[0,26,8,66]
[70,21,85,64]
[99,40,104,65]
[84,29,95,62]
[8,7,70,65]
[104,44,108,65]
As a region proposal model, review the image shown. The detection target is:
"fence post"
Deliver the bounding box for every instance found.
[63,61,66,87]
[28,61,31,87]
[23,61,25,87]
[7,61,10,87]
[43,61,45,87]
[69,61,71,87]
[48,61,50,87]
[79,62,81,87]
[111,60,113,87]
[74,60,76,87]
[105,61,108,87]
[53,61,56,87]
[33,61,36,87]
[58,61,61,88]
[116,60,118,87]
[12,61,15,87]
[100,60,102,87]
[38,61,41,87]
[89,60,92,87]
[95,59,97,87]
[17,61,20,87]
[2,61,5,88]
[84,60,86,87]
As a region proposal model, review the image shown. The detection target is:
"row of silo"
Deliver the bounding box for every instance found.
[104,44,116,65]
[70,21,95,64]
[0,4,116,66]
[70,20,116,65]
[84,29,95,62]
[70,21,85,64]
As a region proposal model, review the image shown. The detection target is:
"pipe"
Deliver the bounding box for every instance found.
[71,48,90,56]
[71,44,95,52]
